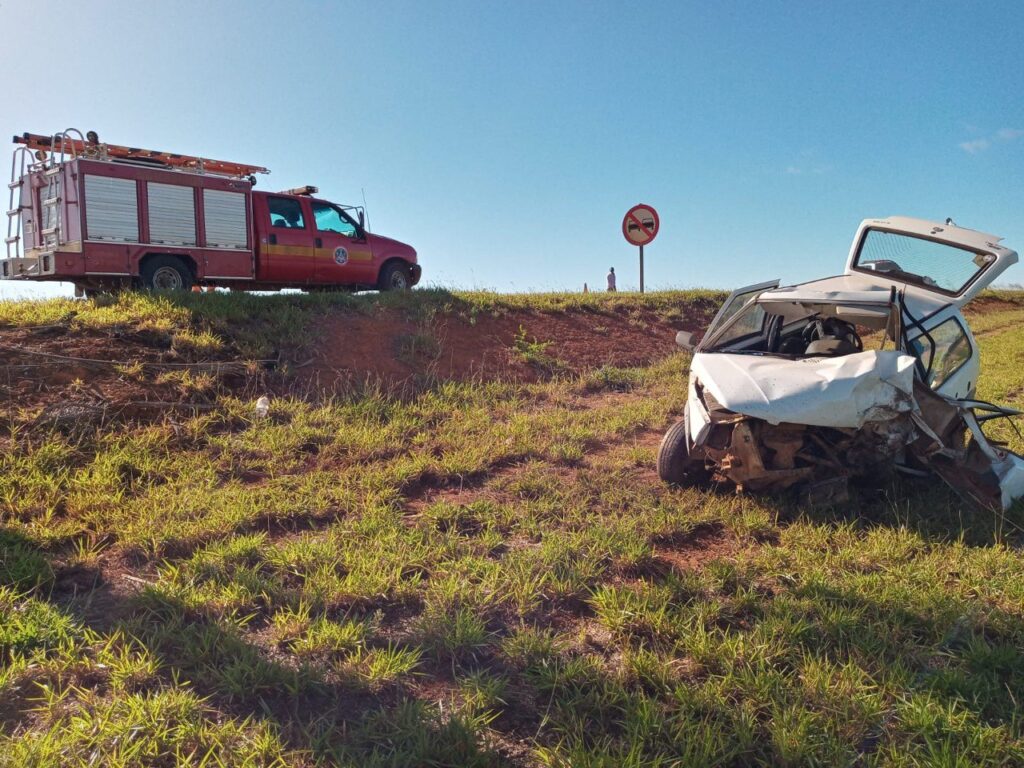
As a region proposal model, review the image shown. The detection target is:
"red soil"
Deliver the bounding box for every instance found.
[0,302,714,422]
[302,305,713,389]
[0,324,207,428]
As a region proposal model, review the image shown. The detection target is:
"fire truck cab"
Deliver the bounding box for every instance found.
[3,130,421,293]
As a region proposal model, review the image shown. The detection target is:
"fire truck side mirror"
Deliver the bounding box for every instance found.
[358,210,365,229]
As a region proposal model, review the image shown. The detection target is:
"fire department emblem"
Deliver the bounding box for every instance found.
[333,247,348,265]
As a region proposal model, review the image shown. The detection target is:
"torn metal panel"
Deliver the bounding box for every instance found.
[910,382,1024,511]
[710,420,813,492]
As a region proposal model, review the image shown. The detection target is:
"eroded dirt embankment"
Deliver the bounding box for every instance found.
[301,303,717,389]
[5,291,1019,427]
[0,298,718,427]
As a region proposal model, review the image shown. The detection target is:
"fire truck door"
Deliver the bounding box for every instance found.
[261,196,316,283]
[310,201,374,284]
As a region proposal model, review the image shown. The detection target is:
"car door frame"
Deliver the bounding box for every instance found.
[907,306,980,400]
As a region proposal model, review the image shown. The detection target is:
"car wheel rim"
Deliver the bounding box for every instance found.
[152,266,183,290]
[390,271,408,290]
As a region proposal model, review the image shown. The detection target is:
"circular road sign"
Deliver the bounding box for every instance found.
[622,204,660,246]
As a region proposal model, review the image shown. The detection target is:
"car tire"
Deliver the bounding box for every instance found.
[378,262,411,292]
[657,417,708,486]
[140,256,193,292]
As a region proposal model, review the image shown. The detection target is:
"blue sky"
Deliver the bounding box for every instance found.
[1,0,1022,298]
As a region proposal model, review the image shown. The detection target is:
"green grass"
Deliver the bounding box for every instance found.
[512,325,562,373]
[1,290,1024,765]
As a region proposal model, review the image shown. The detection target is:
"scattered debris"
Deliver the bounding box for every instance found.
[255,395,270,419]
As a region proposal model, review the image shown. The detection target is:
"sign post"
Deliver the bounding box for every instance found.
[621,203,659,293]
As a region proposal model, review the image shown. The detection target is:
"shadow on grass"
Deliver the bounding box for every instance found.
[0,529,504,765]
[105,589,503,766]
[4,511,1024,765]
[722,473,1024,549]
[6,463,1024,765]
[0,528,54,592]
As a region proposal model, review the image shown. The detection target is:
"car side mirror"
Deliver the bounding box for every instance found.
[358,210,365,229]
[675,331,696,351]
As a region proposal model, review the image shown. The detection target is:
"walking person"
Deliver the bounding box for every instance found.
[607,267,617,292]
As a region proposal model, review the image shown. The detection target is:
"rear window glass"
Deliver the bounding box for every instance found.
[268,197,305,229]
[853,229,996,295]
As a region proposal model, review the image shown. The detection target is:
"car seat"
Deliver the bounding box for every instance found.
[804,336,859,356]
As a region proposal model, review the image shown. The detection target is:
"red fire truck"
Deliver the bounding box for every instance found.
[3,130,420,294]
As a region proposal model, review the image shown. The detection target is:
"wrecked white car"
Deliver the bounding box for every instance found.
[658,216,1024,511]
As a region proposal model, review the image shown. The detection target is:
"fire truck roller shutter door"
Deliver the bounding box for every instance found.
[148,182,196,246]
[203,190,248,249]
[85,175,138,242]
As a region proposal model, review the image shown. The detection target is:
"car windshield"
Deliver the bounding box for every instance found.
[853,229,996,295]
[707,301,768,349]
[705,301,895,357]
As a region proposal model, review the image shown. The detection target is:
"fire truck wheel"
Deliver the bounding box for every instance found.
[141,256,194,292]
[378,262,411,291]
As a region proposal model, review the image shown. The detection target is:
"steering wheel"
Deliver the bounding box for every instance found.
[802,319,826,344]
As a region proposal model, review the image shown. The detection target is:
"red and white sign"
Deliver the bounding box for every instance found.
[622,204,659,246]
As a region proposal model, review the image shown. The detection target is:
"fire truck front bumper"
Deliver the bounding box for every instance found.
[410,263,422,286]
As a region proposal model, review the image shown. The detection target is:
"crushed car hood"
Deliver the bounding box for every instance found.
[692,350,918,429]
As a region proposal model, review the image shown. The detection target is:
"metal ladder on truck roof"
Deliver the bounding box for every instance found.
[13,130,270,179]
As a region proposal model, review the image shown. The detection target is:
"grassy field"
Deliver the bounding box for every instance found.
[2,289,1024,766]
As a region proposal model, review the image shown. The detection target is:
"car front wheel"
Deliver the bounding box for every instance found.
[657,416,709,486]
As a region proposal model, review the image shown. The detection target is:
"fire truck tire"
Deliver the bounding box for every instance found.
[378,262,412,291]
[657,417,709,486]
[140,256,194,292]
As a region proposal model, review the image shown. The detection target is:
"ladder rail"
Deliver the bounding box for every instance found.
[6,146,31,260]
[55,128,87,165]
[40,169,62,252]
[41,130,81,251]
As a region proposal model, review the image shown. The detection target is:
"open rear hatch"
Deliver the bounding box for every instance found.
[845,216,1018,307]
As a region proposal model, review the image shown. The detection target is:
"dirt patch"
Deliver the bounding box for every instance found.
[48,548,158,631]
[0,324,238,429]
[963,294,1024,316]
[302,305,711,390]
[2,293,1019,425]
[646,522,735,575]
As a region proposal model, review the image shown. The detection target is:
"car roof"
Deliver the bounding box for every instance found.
[759,274,951,317]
